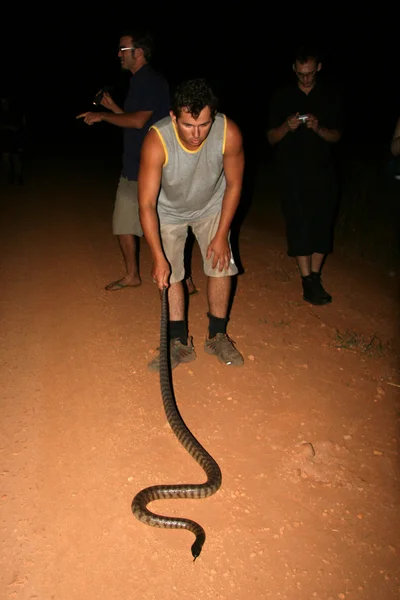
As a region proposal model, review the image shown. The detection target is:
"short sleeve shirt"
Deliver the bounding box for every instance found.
[267,80,343,174]
[122,64,170,180]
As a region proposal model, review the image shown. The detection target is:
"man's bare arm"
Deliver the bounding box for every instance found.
[317,126,342,143]
[216,118,245,237]
[391,117,400,157]
[267,113,303,146]
[137,128,165,260]
[267,121,291,146]
[100,110,153,128]
[76,110,153,128]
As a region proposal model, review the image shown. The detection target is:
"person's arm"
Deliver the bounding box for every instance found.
[267,121,289,145]
[216,118,244,236]
[391,117,400,157]
[267,114,302,145]
[266,88,302,146]
[306,116,342,142]
[307,88,343,143]
[137,128,170,288]
[206,118,245,271]
[77,88,154,127]
[316,126,342,142]
[76,109,153,128]
[98,110,153,128]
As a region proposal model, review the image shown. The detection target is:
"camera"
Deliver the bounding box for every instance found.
[298,114,309,123]
[92,86,112,106]
[93,89,105,106]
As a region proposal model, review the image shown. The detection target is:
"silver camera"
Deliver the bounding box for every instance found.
[298,115,309,123]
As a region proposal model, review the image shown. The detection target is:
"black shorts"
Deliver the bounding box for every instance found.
[279,170,338,257]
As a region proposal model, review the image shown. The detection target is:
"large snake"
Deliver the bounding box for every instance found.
[131,286,222,560]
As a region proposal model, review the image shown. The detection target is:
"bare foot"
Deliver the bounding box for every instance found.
[105,275,141,291]
[185,276,198,296]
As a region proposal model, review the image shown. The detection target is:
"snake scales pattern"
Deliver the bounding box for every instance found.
[131,286,222,559]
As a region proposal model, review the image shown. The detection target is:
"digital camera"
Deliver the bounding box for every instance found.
[93,89,105,106]
[92,86,112,106]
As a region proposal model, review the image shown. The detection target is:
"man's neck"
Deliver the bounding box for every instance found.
[298,81,316,95]
[130,60,148,75]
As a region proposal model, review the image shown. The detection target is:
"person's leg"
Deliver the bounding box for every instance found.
[185,276,197,295]
[305,173,338,303]
[12,152,23,185]
[207,275,231,319]
[279,175,330,305]
[108,233,141,288]
[309,251,331,301]
[300,264,331,305]
[296,253,331,304]
[106,177,142,290]
[296,255,311,276]
[192,212,243,366]
[168,280,186,341]
[280,178,316,296]
[204,274,243,366]
[148,223,196,372]
[2,152,13,184]
[310,252,325,273]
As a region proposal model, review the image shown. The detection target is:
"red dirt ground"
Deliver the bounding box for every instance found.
[1,157,399,600]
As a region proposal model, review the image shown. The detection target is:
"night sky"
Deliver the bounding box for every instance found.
[1,12,399,157]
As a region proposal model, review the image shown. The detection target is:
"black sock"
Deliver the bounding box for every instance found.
[207,312,228,339]
[169,320,188,345]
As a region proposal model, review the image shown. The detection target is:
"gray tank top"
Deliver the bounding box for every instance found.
[151,112,227,224]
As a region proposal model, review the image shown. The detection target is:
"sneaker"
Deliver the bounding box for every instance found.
[148,337,196,372]
[204,333,244,366]
[302,274,332,306]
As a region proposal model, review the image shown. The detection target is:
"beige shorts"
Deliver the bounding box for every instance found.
[112,176,143,236]
[160,211,238,284]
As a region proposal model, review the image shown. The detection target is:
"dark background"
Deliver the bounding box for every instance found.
[1,11,399,266]
[1,12,398,157]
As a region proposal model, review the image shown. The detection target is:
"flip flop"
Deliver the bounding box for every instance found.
[105,280,141,291]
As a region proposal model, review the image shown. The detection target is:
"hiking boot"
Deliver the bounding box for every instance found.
[204,333,244,366]
[148,337,196,372]
[302,273,332,306]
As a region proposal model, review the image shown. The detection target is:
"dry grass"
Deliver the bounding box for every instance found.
[334,328,387,357]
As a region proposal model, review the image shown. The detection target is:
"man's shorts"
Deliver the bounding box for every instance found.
[112,176,143,236]
[160,211,239,284]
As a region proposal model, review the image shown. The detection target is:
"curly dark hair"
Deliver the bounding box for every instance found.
[119,29,154,61]
[171,79,218,119]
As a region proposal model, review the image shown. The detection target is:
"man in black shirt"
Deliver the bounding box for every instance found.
[77,30,199,293]
[267,45,343,305]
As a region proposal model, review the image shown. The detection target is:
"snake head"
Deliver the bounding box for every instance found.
[191,541,203,561]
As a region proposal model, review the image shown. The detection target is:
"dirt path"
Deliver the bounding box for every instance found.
[1,158,399,600]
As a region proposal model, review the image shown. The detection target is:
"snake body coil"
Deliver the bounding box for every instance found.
[131,287,222,559]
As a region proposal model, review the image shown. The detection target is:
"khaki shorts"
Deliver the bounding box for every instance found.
[112,176,143,236]
[160,211,238,284]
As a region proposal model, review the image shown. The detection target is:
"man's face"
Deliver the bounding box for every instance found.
[171,106,214,150]
[293,58,321,89]
[118,36,136,71]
